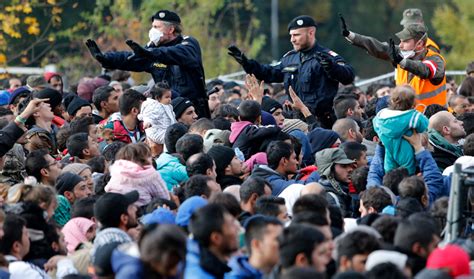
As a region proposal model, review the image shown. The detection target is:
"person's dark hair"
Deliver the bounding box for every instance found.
[119,89,146,115]
[424,104,447,119]
[336,230,381,264]
[292,194,329,216]
[183,174,214,199]
[334,97,358,119]
[254,196,285,218]
[244,216,282,255]
[383,167,409,196]
[213,104,239,121]
[209,193,242,217]
[0,214,26,255]
[87,156,106,173]
[212,117,232,130]
[92,85,115,111]
[366,83,389,98]
[360,187,393,213]
[351,166,369,193]
[149,82,171,100]
[189,118,214,135]
[71,196,97,219]
[102,141,126,163]
[110,70,130,82]
[459,76,474,97]
[396,197,424,218]
[464,133,474,156]
[94,173,110,196]
[115,142,152,167]
[66,132,89,159]
[389,85,415,111]
[240,177,266,203]
[364,116,378,141]
[175,134,203,162]
[164,123,188,154]
[292,211,329,227]
[189,204,229,247]
[430,197,448,235]
[458,112,474,136]
[398,176,426,204]
[25,149,49,180]
[56,127,71,152]
[366,262,407,279]
[0,107,13,118]
[289,135,302,160]
[394,218,437,254]
[371,215,400,244]
[145,198,177,214]
[341,141,367,161]
[238,100,261,123]
[69,116,94,136]
[266,141,293,170]
[186,153,214,177]
[279,224,325,268]
[280,267,325,279]
[140,224,187,271]
[329,205,344,231]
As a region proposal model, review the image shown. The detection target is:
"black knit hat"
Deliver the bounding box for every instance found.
[34,88,62,109]
[171,97,194,119]
[55,172,84,195]
[261,96,283,114]
[67,97,91,116]
[207,145,235,175]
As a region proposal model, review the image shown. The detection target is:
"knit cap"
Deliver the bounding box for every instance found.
[171,97,193,119]
[207,145,236,175]
[282,118,309,133]
[62,163,91,175]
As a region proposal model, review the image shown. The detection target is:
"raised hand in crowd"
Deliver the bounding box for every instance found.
[339,13,350,37]
[228,45,249,66]
[288,86,312,117]
[245,74,264,104]
[85,39,105,63]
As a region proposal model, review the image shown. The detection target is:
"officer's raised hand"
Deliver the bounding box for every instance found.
[317,52,335,73]
[227,45,248,66]
[388,38,403,66]
[126,40,153,60]
[339,13,350,37]
[85,39,106,63]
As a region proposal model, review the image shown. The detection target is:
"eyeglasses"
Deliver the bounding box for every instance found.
[46,161,59,168]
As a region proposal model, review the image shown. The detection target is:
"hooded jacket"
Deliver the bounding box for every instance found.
[105,159,170,207]
[373,108,429,175]
[155,153,189,190]
[230,121,281,160]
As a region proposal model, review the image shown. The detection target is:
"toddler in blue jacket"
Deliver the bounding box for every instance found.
[373,85,429,175]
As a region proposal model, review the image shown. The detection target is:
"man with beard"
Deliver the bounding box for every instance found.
[207,145,245,189]
[428,111,467,170]
[228,15,354,128]
[332,118,363,143]
[186,204,240,278]
[92,191,139,277]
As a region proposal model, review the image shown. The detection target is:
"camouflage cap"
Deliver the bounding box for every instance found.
[26,75,49,89]
[395,24,427,41]
[466,61,474,75]
[400,8,424,26]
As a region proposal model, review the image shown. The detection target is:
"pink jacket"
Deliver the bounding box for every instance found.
[105,159,170,206]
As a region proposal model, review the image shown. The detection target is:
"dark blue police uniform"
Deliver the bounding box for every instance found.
[101,35,210,118]
[242,43,354,127]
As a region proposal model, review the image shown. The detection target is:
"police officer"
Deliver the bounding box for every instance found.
[228,15,355,128]
[85,10,210,118]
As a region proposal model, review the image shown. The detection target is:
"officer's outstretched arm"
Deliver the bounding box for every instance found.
[102,51,153,72]
[142,37,202,68]
[399,55,445,82]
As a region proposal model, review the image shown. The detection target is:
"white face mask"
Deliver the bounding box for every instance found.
[400,50,415,59]
[148,28,163,45]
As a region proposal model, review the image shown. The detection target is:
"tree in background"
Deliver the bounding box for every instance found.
[432,0,473,70]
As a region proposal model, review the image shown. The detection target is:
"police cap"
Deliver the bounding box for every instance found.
[151,10,181,24]
[288,15,317,31]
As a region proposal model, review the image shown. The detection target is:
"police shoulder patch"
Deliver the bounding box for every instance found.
[183,35,190,39]
[181,41,189,45]
[283,49,296,58]
[328,50,338,57]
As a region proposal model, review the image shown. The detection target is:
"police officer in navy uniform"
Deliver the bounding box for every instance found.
[228,15,355,128]
[85,10,210,118]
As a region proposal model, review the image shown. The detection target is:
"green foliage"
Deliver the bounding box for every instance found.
[432,0,474,70]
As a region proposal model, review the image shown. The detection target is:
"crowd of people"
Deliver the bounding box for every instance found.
[0,7,473,279]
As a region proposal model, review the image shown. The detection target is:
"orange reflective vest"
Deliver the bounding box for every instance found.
[426,37,440,53]
[395,48,446,112]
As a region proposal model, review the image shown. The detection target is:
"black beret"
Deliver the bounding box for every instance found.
[151,10,181,24]
[288,15,317,31]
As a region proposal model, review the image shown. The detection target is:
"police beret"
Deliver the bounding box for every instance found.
[288,15,317,31]
[151,10,181,24]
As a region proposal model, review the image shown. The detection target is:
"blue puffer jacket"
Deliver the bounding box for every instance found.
[367,145,444,206]
[184,239,223,279]
[111,243,144,279]
[225,256,263,279]
[155,153,189,190]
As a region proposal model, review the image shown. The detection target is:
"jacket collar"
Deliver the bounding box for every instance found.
[199,246,231,278]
